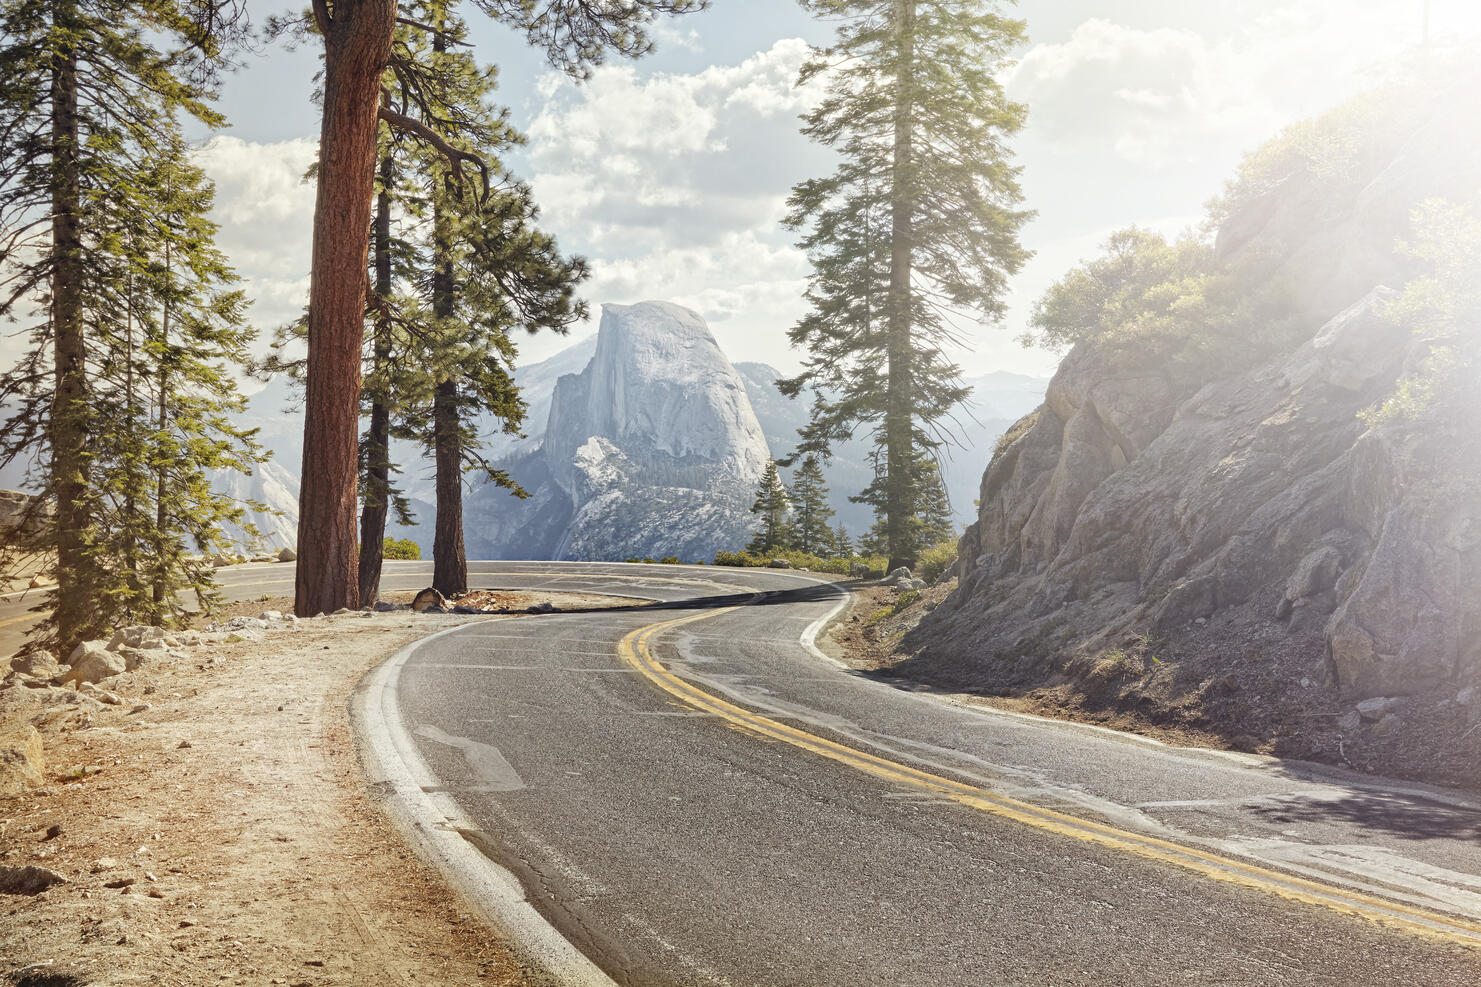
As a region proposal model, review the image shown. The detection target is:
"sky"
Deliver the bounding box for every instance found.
[186,0,1479,381]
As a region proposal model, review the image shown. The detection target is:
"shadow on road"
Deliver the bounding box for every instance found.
[477,580,860,619]
[1247,790,1481,842]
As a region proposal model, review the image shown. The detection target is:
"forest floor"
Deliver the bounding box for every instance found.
[0,589,641,987]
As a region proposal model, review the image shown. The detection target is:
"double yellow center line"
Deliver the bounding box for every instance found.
[619,605,1481,949]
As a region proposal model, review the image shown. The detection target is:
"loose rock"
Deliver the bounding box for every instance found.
[0,865,67,895]
[411,588,446,613]
[63,642,126,685]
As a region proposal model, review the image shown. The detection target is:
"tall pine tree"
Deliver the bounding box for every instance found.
[788,455,834,556]
[0,0,258,650]
[783,0,1031,571]
[391,5,588,598]
[746,460,793,555]
[282,0,708,617]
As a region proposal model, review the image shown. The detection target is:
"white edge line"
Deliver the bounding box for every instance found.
[351,621,619,987]
[783,576,1276,768]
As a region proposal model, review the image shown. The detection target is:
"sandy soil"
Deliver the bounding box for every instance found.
[0,590,641,986]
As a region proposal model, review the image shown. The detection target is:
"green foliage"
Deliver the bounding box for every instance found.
[1367,197,1481,424]
[658,556,681,565]
[890,589,921,614]
[917,539,958,583]
[746,460,794,555]
[712,548,887,576]
[788,455,834,555]
[0,6,262,648]
[382,537,422,560]
[784,0,1030,568]
[1021,71,1480,378]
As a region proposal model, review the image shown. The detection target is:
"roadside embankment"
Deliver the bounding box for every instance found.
[0,590,632,986]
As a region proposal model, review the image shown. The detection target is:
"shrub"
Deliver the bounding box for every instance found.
[382,537,421,560]
[712,548,887,575]
[658,556,681,565]
[891,589,920,614]
[917,539,958,583]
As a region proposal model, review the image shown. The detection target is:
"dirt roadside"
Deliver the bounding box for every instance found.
[819,578,1481,789]
[0,590,641,987]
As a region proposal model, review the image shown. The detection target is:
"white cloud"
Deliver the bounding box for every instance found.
[517,37,830,370]
[195,136,317,337]
[1008,3,1469,168]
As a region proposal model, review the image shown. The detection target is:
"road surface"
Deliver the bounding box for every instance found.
[368,562,1481,986]
[9,560,1481,983]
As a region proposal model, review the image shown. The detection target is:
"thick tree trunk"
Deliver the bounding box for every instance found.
[153,247,170,610]
[296,0,397,617]
[50,6,89,651]
[884,0,917,573]
[357,155,394,609]
[429,175,466,597]
[431,378,466,596]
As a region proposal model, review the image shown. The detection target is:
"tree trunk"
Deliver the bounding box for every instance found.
[296,0,397,617]
[50,4,89,651]
[357,153,394,608]
[153,243,170,610]
[432,378,465,596]
[430,174,466,597]
[884,0,917,573]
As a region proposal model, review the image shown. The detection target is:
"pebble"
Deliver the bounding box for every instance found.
[42,823,63,841]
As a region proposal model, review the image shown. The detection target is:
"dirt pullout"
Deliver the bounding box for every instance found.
[0,591,629,986]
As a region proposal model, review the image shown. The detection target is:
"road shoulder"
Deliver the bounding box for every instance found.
[0,605,571,986]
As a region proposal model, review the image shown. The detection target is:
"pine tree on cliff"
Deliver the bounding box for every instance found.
[275,0,707,618]
[0,0,254,651]
[782,0,1031,573]
[788,455,834,556]
[747,461,793,555]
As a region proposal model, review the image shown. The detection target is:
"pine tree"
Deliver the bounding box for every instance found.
[746,460,793,555]
[391,5,588,597]
[914,452,955,547]
[783,0,1031,572]
[281,0,708,617]
[0,0,256,651]
[828,522,853,560]
[788,455,834,556]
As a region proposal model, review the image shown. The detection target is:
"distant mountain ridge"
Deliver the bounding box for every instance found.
[216,305,1048,560]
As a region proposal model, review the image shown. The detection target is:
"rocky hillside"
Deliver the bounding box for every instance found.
[465,301,771,561]
[895,74,1481,785]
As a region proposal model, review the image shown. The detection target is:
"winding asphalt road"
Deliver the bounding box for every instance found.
[11,561,1481,983]
[370,562,1481,986]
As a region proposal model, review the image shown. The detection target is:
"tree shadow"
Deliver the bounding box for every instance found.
[1246,789,1481,843]
[463,580,863,618]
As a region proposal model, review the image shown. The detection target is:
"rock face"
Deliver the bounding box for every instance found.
[906,89,1481,729]
[467,302,771,561]
[0,489,47,546]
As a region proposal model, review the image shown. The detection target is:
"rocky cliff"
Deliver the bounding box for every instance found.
[895,75,1481,784]
[467,301,771,561]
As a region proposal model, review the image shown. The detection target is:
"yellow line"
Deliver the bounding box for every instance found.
[619,607,1481,949]
[0,611,37,630]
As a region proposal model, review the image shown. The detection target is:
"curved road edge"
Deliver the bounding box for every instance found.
[353,619,620,987]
